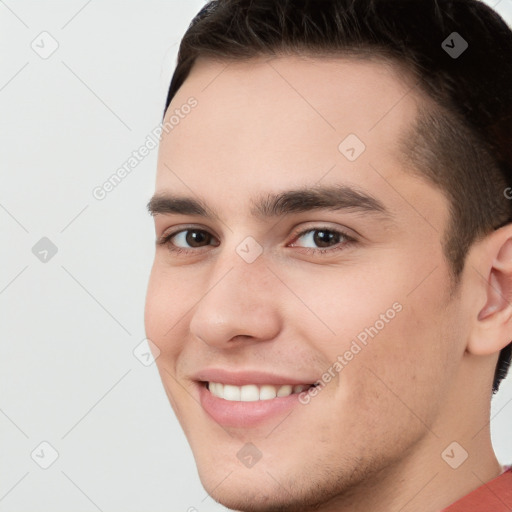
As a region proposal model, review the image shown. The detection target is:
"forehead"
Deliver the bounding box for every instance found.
[156,55,436,222]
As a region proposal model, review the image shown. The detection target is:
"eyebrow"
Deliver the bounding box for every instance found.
[146,185,390,220]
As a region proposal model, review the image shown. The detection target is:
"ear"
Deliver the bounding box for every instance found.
[467,224,512,356]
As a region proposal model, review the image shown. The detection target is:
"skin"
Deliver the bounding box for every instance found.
[144,55,512,512]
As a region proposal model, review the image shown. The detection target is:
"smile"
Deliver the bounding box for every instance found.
[206,382,315,401]
[193,370,320,427]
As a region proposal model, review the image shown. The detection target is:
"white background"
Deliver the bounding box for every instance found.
[1,1,511,511]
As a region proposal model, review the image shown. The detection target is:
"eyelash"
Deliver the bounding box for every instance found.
[156,226,356,256]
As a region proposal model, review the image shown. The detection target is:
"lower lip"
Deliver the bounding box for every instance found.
[198,383,305,428]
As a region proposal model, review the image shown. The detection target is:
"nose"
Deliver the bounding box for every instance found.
[189,256,282,348]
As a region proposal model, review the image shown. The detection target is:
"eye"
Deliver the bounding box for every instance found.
[289,227,354,253]
[156,225,355,257]
[157,228,219,253]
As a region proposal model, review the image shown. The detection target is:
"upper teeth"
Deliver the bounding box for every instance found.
[208,382,310,401]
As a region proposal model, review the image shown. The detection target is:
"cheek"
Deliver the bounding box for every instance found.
[273,261,408,355]
[144,265,187,360]
[337,273,459,438]
[145,267,197,421]
[281,254,456,410]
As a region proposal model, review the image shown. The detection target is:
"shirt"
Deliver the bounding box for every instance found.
[441,465,512,511]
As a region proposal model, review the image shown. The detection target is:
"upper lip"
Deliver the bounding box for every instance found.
[193,368,317,386]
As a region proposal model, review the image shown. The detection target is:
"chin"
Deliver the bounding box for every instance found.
[193,454,351,512]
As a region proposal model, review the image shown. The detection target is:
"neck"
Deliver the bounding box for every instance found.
[313,368,502,512]
[313,430,501,512]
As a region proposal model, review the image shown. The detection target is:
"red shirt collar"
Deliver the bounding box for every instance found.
[441,466,512,511]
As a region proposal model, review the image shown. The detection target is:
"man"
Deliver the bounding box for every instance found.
[144,0,512,510]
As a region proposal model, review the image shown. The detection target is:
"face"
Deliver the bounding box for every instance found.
[145,56,469,511]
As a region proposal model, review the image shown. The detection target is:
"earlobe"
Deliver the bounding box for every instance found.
[468,233,512,356]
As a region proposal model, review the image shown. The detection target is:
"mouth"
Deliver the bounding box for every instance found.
[193,371,320,428]
[204,381,317,401]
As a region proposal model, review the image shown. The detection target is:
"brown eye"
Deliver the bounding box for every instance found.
[183,230,212,247]
[312,230,341,247]
[293,228,346,249]
[162,229,219,250]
